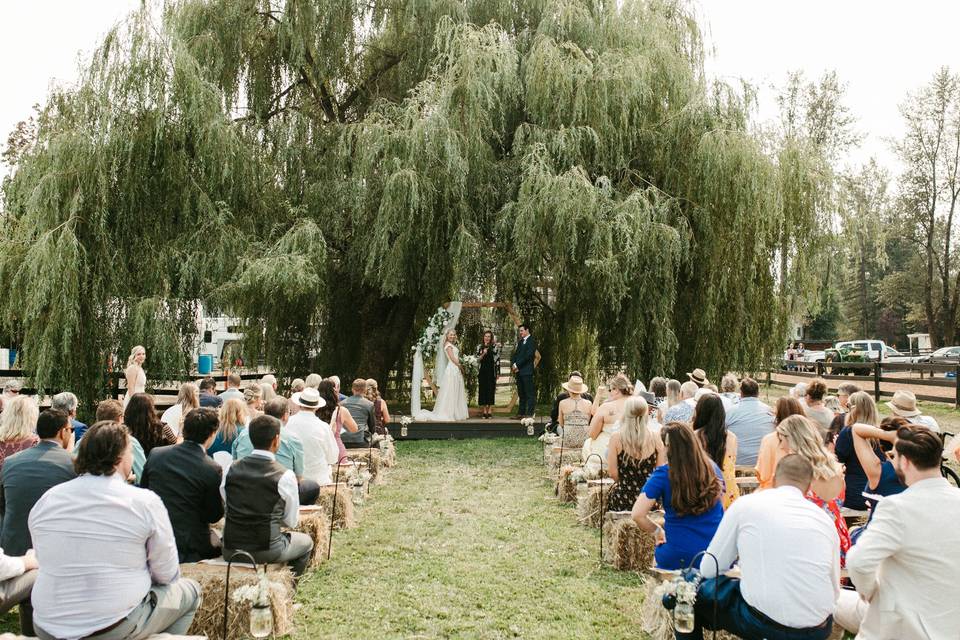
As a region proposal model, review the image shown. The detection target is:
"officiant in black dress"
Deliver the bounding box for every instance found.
[476,331,499,419]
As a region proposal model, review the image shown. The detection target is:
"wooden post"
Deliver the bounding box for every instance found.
[873,362,881,402]
[816,361,823,378]
[955,365,960,408]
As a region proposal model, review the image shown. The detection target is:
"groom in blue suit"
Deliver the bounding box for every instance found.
[511,324,537,418]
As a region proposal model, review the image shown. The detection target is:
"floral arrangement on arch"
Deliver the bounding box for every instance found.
[412,308,455,363]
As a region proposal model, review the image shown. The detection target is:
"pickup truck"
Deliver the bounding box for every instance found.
[784,340,919,368]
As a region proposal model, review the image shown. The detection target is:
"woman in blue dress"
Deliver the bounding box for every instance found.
[631,421,725,570]
[850,414,908,543]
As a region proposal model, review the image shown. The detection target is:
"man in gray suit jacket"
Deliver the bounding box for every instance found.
[0,409,76,556]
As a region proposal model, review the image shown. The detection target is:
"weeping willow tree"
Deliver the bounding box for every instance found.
[0,0,830,409]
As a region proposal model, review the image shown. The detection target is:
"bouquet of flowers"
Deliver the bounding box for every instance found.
[460,354,480,399]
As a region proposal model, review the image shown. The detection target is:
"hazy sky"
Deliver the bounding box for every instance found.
[2,0,958,175]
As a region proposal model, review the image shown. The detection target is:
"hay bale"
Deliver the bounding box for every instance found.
[555,465,577,503]
[602,516,655,571]
[317,483,355,529]
[181,562,295,640]
[332,461,368,485]
[345,448,383,483]
[576,481,612,528]
[379,440,397,467]
[289,509,330,568]
[548,446,580,471]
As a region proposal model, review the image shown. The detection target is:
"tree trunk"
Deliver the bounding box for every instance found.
[321,282,419,399]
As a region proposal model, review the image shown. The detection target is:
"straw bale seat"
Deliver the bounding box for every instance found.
[577,478,614,527]
[288,507,330,568]
[180,561,295,640]
[602,511,656,571]
[316,483,355,529]
[345,449,383,483]
[555,465,579,503]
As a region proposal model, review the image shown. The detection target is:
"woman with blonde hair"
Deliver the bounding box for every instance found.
[755,396,806,489]
[834,391,882,512]
[364,379,391,435]
[582,373,632,463]
[208,398,246,456]
[244,385,264,421]
[777,414,851,563]
[124,345,147,407]
[160,382,199,437]
[0,396,39,471]
[607,396,665,511]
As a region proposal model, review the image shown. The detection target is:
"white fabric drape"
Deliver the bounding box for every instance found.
[410,301,462,415]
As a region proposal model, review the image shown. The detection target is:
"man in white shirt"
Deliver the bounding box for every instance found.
[0,547,39,636]
[838,424,960,639]
[284,387,338,484]
[221,415,313,575]
[29,421,201,640]
[678,454,839,640]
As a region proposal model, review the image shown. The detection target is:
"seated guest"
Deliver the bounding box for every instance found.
[662,381,698,423]
[834,391,884,512]
[885,389,941,432]
[124,393,177,457]
[283,388,338,485]
[0,396,39,473]
[160,382,200,437]
[341,379,376,448]
[606,397,664,512]
[328,375,347,401]
[693,394,739,508]
[804,379,835,436]
[198,376,222,408]
[30,422,201,640]
[679,455,839,640]
[548,371,595,432]
[777,415,850,564]
[632,422,724,570]
[222,416,313,576]
[847,418,906,543]
[648,377,668,405]
[827,382,861,445]
[51,391,87,441]
[233,398,318,505]
[718,373,740,405]
[755,396,805,489]
[0,546,39,636]
[557,375,593,449]
[244,385,264,421]
[208,398,246,456]
[838,425,960,638]
[0,380,22,415]
[724,377,774,466]
[219,373,244,401]
[583,374,632,463]
[317,381,354,464]
[364,379,391,435]
[94,399,146,483]
[140,408,224,562]
[1,409,76,556]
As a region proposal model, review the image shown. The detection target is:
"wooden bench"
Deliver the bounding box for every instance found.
[735,476,759,496]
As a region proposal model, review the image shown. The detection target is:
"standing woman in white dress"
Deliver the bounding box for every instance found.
[416,330,470,422]
[124,346,147,408]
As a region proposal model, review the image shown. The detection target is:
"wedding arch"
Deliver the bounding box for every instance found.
[409,301,526,416]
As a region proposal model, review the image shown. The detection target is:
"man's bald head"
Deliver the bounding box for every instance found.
[774,454,814,493]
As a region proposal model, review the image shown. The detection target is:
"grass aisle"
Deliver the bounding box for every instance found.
[295,439,648,639]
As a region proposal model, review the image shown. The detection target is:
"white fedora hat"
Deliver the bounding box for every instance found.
[292,387,326,409]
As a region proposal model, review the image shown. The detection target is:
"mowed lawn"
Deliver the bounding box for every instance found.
[293,438,648,639]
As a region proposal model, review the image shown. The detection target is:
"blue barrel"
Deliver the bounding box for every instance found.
[8,349,16,368]
[197,354,213,375]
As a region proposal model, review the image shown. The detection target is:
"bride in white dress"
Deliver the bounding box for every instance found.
[416,330,469,422]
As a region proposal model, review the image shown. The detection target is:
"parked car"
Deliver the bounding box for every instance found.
[928,346,960,364]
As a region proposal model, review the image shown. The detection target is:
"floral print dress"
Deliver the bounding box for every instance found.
[608,448,659,512]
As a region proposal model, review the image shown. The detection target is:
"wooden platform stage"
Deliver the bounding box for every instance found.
[394,417,548,440]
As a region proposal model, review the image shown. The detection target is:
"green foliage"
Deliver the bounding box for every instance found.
[1,0,834,406]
